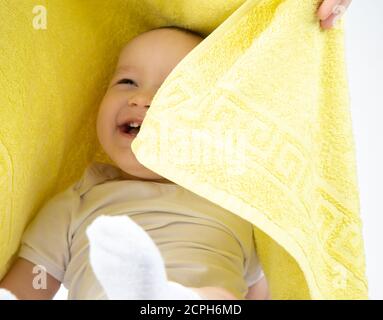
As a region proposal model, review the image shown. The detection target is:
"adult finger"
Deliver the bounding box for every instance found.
[320,0,352,30]
[317,0,342,21]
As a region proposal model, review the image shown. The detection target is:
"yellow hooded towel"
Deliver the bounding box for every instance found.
[0,0,368,299]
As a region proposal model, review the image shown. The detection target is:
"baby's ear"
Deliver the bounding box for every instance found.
[0,288,17,300]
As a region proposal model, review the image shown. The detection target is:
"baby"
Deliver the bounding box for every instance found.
[0,26,268,300]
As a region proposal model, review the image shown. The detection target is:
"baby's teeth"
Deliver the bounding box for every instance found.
[129,122,140,127]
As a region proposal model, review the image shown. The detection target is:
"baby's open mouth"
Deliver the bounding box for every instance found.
[118,121,141,136]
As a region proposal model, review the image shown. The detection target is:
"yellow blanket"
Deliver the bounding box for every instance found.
[0,0,368,299]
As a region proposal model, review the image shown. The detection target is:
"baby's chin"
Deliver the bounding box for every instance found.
[109,142,173,183]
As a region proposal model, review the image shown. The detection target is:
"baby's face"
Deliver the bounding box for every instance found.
[97,29,202,182]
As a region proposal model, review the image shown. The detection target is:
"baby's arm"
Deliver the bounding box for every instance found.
[0,258,61,300]
[1,183,77,299]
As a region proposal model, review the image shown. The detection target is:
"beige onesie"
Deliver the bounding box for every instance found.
[18,161,264,299]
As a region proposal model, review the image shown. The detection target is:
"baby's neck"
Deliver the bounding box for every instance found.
[119,170,175,184]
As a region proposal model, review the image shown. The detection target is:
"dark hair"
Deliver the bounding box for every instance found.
[149,25,205,39]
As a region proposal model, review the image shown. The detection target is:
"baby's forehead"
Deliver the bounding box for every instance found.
[114,46,138,72]
[119,28,195,55]
[116,36,153,65]
[120,30,163,51]
[114,64,136,75]
[114,29,202,73]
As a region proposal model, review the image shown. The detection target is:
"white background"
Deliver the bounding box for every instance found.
[344,0,383,300]
[54,0,383,300]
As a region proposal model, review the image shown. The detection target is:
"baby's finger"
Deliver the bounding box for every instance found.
[317,0,342,21]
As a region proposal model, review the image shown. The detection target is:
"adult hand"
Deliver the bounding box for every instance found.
[317,0,352,29]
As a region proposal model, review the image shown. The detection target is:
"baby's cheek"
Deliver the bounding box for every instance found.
[103,92,123,115]
[98,98,115,123]
[96,107,111,143]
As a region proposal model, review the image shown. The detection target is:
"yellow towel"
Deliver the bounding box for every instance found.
[0,0,368,299]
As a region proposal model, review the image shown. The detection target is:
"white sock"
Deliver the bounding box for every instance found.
[0,288,17,300]
[86,215,204,300]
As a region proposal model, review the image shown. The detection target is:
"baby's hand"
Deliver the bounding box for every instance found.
[317,0,352,29]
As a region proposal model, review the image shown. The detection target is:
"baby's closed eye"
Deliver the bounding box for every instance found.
[116,78,136,86]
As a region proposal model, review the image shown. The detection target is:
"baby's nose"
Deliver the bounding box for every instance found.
[130,102,150,112]
[129,92,152,109]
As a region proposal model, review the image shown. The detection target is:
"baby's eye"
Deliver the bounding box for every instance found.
[117,78,136,86]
